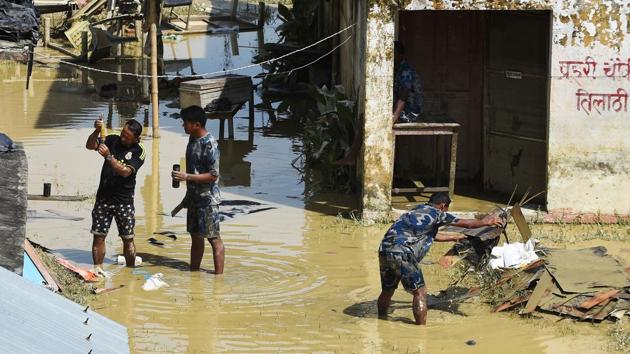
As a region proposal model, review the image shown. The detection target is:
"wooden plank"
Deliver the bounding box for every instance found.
[393,130,457,136]
[495,259,545,286]
[511,203,532,242]
[394,122,461,128]
[521,270,553,314]
[614,292,630,300]
[578,289,620,310]
[28,194,89,201]
[94,285,125,295]
[592,299,618,321]
[392,187,449,194]
[64,20,91,49]
[449,131,458,196]
[23,239,60,292]
[47,43,80,59]
[552,305,587,318]
[495,294,531,312]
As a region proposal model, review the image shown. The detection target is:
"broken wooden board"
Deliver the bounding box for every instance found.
[56,258,100,282]
[441,225,502,241]
[495,259,545,287]
[67,0,107,23]
[537,290,626,321]
[64,19,91,49]
[23,239,61,292]
[521,270,553,314]
[94,284,125,295]
[578,289,620,310]
[28,194,90,201]
[510,203,532,242]
[545,247,630,293]
[495,294,531,312]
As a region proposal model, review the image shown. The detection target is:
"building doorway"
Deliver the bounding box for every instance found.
[394,10,551,207]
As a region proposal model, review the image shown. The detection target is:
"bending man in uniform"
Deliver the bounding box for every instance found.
[86,118,146,269]
[377,192,502,325]
[172,106,225,274]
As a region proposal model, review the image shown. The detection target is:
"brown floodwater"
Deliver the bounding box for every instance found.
[1,16,628,353]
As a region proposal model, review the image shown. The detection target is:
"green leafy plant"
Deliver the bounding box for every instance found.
[300,84,357,192]
[276,0,321,44]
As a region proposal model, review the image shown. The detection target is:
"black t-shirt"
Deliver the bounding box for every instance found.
[96,135,146,204]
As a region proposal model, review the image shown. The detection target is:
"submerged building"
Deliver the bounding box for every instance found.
[327,0,629,220]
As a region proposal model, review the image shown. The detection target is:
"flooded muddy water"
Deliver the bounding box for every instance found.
[1,11,628,354]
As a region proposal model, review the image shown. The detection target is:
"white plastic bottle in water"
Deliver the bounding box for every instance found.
[142,273,169,291]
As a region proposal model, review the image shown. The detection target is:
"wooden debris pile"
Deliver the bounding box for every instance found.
[493,247,630,322]
[439,190,629,323]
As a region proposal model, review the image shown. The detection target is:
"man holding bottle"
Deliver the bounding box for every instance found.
[171,105,225,274]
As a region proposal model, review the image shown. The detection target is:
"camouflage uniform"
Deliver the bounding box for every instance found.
[185,133,221,239]
[394,60,424,123]
[378,204,458,292]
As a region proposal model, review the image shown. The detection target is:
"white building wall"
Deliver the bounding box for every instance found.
[361,0,630,219]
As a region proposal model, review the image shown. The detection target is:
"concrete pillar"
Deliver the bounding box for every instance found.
[360,5,395,222]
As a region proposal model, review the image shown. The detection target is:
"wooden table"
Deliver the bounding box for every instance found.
[392,122,460,197]
[180,75,255,142]
[206,102,245,140]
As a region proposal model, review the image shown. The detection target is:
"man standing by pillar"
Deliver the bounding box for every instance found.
[393,41,424,124]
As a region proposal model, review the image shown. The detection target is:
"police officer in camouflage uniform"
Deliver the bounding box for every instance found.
[393,41,424,124]
[377,192,502,325]
[172,105,225,274]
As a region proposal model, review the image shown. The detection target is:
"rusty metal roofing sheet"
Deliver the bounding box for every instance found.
[0,266,129,353]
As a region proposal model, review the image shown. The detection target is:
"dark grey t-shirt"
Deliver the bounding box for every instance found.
[184,133,221,207]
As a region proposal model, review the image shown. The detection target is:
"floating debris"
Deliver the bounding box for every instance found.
[147,238,165,246]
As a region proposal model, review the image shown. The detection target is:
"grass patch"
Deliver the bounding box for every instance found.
[501,223,630,244]
[608,322,630,353]
[35,248,96,306]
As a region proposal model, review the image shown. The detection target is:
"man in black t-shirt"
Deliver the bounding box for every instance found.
[85,118,146,269]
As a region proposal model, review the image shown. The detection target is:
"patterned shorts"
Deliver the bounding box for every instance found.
[379,252,425,293]
[91,200,135,239]
[187,205,220,239]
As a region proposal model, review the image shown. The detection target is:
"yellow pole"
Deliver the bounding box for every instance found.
[149,0,160,138]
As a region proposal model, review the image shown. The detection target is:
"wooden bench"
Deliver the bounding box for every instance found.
[392,122,460,197]
[179,75,255,142]
[162,0,193,31]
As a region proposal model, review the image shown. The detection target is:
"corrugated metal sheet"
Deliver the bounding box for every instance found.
[0,266,129,353]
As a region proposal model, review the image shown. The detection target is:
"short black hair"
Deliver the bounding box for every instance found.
[124,119,143,137]
[394,41,405,56]
[181,105,207,128]
[429,192,451,206]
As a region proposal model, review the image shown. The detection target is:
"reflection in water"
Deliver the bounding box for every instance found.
[140,136,163,236]
[218,139,255,187]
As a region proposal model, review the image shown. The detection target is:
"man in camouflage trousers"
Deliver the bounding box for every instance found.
[377,192,502,325]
